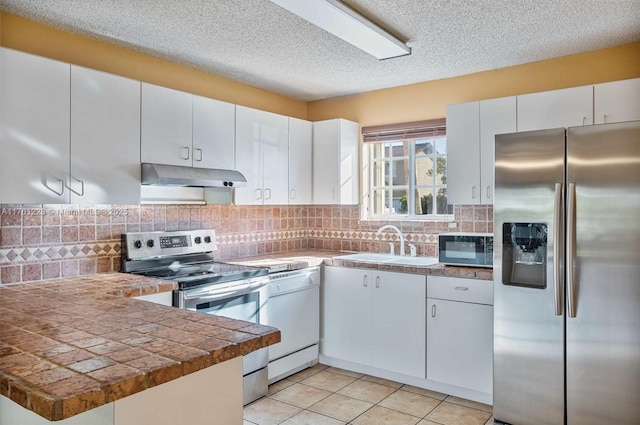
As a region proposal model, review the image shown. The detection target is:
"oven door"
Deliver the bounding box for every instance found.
[175,276,269,325]
[174,275,270,405]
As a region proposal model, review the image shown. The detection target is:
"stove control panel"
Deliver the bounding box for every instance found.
[122,229,217,260]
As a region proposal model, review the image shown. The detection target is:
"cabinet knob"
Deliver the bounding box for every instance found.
[181,146,190,160]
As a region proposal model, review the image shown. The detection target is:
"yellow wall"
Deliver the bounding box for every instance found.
[0,12,308,119]
[307,43,640,126]
[2,12,639,127]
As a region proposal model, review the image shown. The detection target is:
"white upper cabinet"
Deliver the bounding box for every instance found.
[235,105,289,205]
[312,118,359,205]
[141,83,235,171]
[192,94,236,169]
[594,78,640,124]
[0,48,71,203]
[517,85,594,131]
[288,117,312,205]
[446,101,480,206]
[479,96,517,204]
[141,82,193,166]
[447,97,515,205]
[70,66,141,204]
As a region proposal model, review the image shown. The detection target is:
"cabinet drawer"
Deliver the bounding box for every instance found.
[427,276,493,305]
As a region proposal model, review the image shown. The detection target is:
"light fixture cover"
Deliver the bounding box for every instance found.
[270,0,411,60]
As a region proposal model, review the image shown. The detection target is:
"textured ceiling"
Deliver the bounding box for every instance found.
[1,0,639,101]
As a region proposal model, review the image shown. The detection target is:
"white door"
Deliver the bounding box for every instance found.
[371,271,426,378]
[70,66,141,204]
[261,111,289,205]
[427,298,493,394]
[321,267,371,366]
[594,78,640,124]
[288,117,312,204]
[235,106,265,204]
[192,95,235,169]
[312,120,339,204]
[0,48,70,203]
[446,101,480,205]
[479,96,516,204]
[517,85,594,131]
[141,82,192,166]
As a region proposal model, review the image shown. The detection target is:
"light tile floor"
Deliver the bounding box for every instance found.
[244,364,494,425]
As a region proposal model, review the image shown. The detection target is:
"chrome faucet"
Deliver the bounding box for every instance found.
[376,224,405,256]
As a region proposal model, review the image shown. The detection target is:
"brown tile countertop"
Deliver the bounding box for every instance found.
[0,273,280,421]
[228,249,493,281]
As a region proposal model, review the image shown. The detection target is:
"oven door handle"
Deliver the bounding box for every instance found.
[181,279,269,302]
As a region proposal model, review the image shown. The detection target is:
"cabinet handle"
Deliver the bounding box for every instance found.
[431,304,436,318]
[603,114,607,124]
[486,185,491,199]
[454,286,469,291]
[582,117,586,126]
[181,146,190,160]
[255,188,262,200]
[290,189,296,199]
[42,174,65,196]
[66,177,85,196]
[363,275,368,287]
[194,148,203,162]
[471,186,476,199]
[265,188,272,200]
[375,276,380,288]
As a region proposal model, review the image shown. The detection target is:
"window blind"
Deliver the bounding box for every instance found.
[361,118,446,143]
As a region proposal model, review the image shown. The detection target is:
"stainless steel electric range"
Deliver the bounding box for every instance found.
[121,229,270,405]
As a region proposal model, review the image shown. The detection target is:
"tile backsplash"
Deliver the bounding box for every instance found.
[0,204,492,284]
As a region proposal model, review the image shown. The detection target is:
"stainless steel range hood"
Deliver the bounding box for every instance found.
[141,163,247,188]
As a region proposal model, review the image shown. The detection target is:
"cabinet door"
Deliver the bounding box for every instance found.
[427,298,493,394]
[338,119,359,205]
[192,95,235,169]
[141,83,192,166]
[479,97,516,204]
[371,271,426,378]
[235,106,263,204]
[321,267,371,366]
[70,66,141,204]
[261,112,289,205]
[594,78,640,124]
[0,48,70,203]
[517,85,593,132]
[288,117,312,204]
[312,120,339,204]
[446,102,480,205]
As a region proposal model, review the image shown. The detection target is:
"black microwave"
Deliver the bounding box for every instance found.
[438,232,493,267]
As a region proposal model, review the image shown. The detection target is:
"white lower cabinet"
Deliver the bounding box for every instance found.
[427,276,493,395]
[321,266,426,379]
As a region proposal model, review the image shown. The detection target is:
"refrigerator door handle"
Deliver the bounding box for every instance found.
[567,182,577,318]
[554,182,564,316]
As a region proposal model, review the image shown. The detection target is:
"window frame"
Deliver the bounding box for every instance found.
[364,135,453,221]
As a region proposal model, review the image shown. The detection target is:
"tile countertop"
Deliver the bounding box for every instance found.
[227,249,494,281]
[0,273,280,422]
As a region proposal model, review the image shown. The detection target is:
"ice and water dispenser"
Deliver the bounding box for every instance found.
[502,223,548,288]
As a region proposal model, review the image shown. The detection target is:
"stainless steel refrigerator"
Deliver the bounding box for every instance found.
[493,121,640,425]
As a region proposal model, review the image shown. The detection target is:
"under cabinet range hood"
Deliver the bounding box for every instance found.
[141,163,247,188]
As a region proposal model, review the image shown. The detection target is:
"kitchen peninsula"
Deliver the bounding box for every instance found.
[0,273,280,425]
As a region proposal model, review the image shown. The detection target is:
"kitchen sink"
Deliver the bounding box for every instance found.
[334,253,439,267]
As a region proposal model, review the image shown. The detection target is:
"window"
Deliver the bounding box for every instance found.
[363,119,452,219]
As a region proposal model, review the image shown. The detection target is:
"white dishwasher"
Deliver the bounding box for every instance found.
[267,266,321,383]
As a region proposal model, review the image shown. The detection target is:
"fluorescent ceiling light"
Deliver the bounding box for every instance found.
[270,0,411,60]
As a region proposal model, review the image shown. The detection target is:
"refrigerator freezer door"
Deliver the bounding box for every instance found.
[566,121,640,425]
[493,128,566,425]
